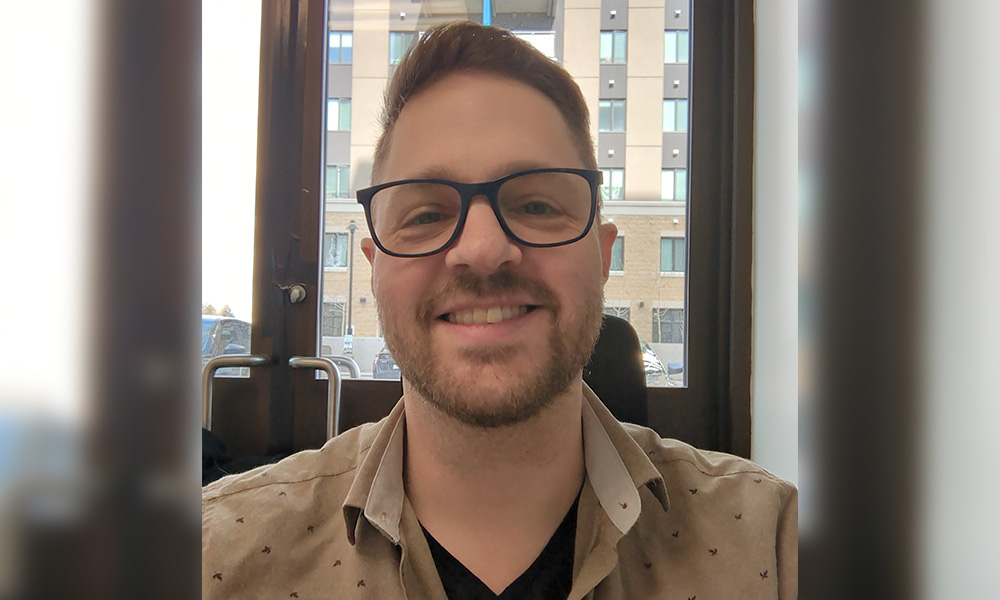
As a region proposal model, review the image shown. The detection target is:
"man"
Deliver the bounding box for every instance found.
[203,21,796,599]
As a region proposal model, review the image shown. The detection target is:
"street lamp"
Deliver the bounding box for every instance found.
[345,220,358,353]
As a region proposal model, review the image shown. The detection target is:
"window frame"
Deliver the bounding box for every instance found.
[599,30,627,64]
[598,99,626,132]
[212,0,754,459]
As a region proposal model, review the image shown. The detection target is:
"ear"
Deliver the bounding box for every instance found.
[597,222,618,282]
[361,238,377,290]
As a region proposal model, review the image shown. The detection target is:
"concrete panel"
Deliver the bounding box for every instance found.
[352,6,390,78]
[598,133,626,167]
[563,8,601,79]
[627,7,667,77]
[600,0,629,29]
[327,64,353,98]
[625,77,665,146]
[576,76,601,152]
[662,64,689,97]
[663,0,690,29]
[349,77,388,148]
[661,132,687,167]
[623,145,662,201]
[564,0,602,9]
[600,64,628,99]
[326,132,352,165]
[350,145,376,189]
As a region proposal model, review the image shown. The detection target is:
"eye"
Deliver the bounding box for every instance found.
[519,201,558,216]
[406,210,442,226]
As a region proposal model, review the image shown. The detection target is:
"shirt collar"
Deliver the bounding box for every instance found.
[342,384,669,545]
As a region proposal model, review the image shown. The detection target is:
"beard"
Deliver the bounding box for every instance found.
[377,269,604,429]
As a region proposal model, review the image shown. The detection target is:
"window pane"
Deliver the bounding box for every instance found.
[676,99,688,132]
[600,31,612,63]
[660,238,673,270]
[327,99,337,131]
[613,31,626,63]
[598,100,611,131]
[339,99,351,131]
[338,165,350,198]
[328,32,339,63]
[661,170,675,200]
[612,100,625,131]
[675,238,685,272]
[326,165,337,197]
[678,31,690,63]
[663,100,676,132]
[342,32,352,63]
[675,168,687,201]
[664,31,677,63]
[610,237,625,271]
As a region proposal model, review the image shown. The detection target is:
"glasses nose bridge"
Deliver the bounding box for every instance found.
[459,180,506,227]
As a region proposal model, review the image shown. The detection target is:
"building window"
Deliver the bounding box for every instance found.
[321,302,346,337]
[599,99,626,132]
[652,308,684,343]
[324,232,348,268]
[390,31,417,65]
[514,31,556,60]
[610,237,625,272]
[603,305,630,322]
[600,168,624,201]
[663,99,689,132]
[664,30,690,64]
[660,237,686,272]
[600,30,627,64]
[327,98,351,131]
[328,31,353,64]
[326,165,350,199]
[661,169,688,201]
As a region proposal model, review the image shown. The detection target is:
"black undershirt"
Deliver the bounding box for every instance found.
[421,495,579,600]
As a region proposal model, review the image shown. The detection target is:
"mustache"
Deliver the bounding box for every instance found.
[420,270,560,321]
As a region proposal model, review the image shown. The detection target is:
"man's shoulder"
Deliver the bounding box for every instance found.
[622,423,796,494]
[202,420,381,504]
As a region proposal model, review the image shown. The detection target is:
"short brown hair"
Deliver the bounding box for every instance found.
[371,21,596,183]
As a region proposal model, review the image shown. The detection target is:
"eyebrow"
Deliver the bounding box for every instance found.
[403,160,565,182]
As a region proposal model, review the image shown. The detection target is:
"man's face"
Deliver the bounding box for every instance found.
[361,72,618,428]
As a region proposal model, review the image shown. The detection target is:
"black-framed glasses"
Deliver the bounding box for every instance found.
[356,168,602,258]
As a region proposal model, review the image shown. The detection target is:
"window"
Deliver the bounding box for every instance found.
[661,169,688,201]
[663,99,689,132]
[390,32,417,65]
[603,306,630,322]
[600,168,624,201]
[599,100,626,132]
[326,165,350,199]
[328,31,353,63]
[323,232,348,268]
[321,302,346,337]
[652,308,684,343]
[660,237,686,272]
[600,31,627,64]
[327,98,351,131]
[610,237,625,272]
[513,31,556,60]
[664,30,690,63]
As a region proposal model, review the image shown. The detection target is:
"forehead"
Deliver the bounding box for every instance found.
[380,72,584,183]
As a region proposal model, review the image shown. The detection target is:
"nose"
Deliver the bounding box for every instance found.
[444,196,522,275]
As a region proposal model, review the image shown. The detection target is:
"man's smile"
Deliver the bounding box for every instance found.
[442,305,538,325]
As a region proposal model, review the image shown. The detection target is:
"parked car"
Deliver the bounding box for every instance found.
[202,315,252,376]
[637,336,668,387]
[372,344,401,379]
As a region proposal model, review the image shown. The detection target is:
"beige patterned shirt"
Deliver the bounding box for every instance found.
[203,387,797,599]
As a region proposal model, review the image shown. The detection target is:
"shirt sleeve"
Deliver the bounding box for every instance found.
[776,483,798,599]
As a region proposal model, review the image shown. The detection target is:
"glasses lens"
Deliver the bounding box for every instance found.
[368,182,462,255]
[498,171,594,245]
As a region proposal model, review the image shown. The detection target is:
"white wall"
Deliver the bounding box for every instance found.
[750,0,798,484]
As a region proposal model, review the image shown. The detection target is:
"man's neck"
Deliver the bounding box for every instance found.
[402,381,586,593]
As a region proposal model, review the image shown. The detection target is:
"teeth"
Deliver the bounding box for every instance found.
[447,305,528,325]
